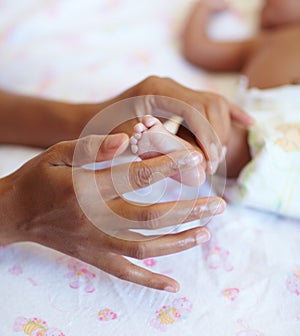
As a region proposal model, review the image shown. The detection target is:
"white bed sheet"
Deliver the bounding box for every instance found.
[0,1,299,335]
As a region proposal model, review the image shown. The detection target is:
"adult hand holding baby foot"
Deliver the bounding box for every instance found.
[0,77,237,292]
[0,133,225,292]
[117,76,254,174]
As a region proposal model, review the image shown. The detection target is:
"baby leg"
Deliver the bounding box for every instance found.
[130,115,206,186]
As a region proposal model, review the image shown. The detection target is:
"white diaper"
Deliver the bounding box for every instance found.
[230,83,300,219]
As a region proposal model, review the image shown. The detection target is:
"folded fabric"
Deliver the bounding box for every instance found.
[232,84,300,219]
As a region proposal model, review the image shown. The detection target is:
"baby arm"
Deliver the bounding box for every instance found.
[182,0,256,71]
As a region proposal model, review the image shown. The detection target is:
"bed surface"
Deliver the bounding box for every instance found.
[0,1,299,335]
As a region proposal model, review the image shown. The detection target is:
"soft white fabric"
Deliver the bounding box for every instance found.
[228,84,300,219]
[0,1,300,335]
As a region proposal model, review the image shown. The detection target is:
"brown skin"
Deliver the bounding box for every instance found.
[182,0,300,177]
[1,75,251,291]
[0,76,252,171]
[1,133,227,292]
[260,0,300,29]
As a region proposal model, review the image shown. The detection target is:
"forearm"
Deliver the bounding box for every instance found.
[0,90,103,148]
[182,2,252,71]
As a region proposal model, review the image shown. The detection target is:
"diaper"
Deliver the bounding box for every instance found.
[230,83,300,219]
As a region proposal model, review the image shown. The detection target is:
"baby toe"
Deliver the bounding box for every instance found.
[134,122,147,133]
[130,136,138,145]
[134,133,142,140]
[142,115,161,128]
[131,144,138,154]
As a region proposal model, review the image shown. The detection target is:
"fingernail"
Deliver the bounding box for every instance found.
[164,285,178,293]
[208,199,226,213]
[207,143,220,174]
[131,144,138,154]
[194,199,226,215]
[196,230,210,244]
[178,152,203,168]
[246,114,255,125]
[210,143,219,161]
[220,146,227,162]
[208,160,219,174]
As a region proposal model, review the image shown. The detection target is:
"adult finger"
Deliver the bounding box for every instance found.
[132,77,224,169]
[106,226,211,258]
[50,133,129,167]
[229,103,254,127]
[140,94,222,174]
[203,96,231,147]
[93,252,180,292]
[94,150,203,200]
[106,196,226,230]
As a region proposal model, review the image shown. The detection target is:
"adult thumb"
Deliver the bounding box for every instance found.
[51,133,129,167]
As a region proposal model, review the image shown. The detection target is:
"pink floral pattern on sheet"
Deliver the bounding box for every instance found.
[141,258,173,275]
[236,319,265,336]
[202,238,233,272]
[65,259,96,293]
[222,288,240,301]
[98,308,118,321]
[13,316,65,335]
[150,297,192,331]
[143,258,157,267]
[8,264,23,276]
[286,270,300,296]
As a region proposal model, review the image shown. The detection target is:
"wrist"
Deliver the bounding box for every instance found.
[37,100,101,146]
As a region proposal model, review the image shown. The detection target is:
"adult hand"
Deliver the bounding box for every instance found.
[0,133,226,292]
[0,76,253,174]
[103,76,254,174]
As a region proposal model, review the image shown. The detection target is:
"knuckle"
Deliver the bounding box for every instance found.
[167,158,180,173]
[45,141,67,160]
[46,143,59,155]
[137,76,176,98]
[145,75,162,83]
[130,163,153,188]
[138,76,160,94]
[80,135,97,156]
[129,243,147,260]
[139,75,173,94]
[160,76,173,83]
[190,99,205,114]
[139,207,161,230]
[116,269,131,281]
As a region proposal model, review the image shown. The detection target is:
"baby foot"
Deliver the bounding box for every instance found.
[130,115,206,186]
